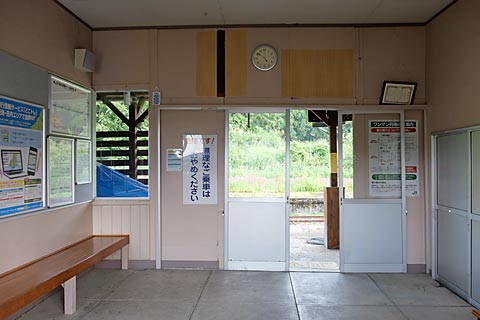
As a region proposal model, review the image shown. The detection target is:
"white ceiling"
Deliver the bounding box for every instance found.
[57,0,456,29]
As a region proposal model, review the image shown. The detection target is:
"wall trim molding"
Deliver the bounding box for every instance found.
[407,264,426,273]
[162,260,219,269]
[95,260,156,269]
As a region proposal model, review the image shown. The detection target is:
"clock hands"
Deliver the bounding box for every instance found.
[256,52,268,62]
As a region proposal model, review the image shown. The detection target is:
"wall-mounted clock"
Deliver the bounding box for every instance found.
[251,44,278,71]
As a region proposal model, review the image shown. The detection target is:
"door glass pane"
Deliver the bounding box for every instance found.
[228,112,285,198]
[289,110,339,271]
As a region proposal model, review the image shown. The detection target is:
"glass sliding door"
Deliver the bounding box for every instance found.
[226,111,289,271]
[339,111,407,273]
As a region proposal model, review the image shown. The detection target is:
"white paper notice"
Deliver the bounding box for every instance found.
[182,135,217,205]
[369,120,419,197]
[166,148,183,172]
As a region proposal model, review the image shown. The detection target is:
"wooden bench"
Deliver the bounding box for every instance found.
[0,235,129,319]
[473,309,480,319]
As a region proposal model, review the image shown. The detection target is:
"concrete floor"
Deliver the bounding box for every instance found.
[290,221,339,271]
[18,269,476,320]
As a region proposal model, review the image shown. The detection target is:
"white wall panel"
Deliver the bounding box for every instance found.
[343,201,403,268]
[228,201,286,263]
[92,199,151,260]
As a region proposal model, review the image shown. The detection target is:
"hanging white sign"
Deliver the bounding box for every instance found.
[368,120,419,197]
[182,135,217,205]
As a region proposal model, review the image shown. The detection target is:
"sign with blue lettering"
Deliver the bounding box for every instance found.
[182,135,217,205]
[0,95,44,218]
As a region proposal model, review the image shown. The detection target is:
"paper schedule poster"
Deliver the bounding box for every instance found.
[369,120,419,197]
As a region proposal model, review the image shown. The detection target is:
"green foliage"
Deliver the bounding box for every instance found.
[229,111,353,197]
[96,100,149,132]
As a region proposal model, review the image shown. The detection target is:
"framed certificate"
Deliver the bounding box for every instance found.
[380,81,417,105]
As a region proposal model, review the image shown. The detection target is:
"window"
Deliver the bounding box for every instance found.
[96,92,149,197]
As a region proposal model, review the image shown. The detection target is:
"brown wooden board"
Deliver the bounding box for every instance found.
[282,49,354,98]
[473,309,480,319]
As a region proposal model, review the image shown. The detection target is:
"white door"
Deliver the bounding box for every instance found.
[226,111,289,271]
[338,111,407,273]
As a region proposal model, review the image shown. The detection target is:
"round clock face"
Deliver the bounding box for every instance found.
[251,44,278,71]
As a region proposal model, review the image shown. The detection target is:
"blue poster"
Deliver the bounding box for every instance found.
[0,96,44,218]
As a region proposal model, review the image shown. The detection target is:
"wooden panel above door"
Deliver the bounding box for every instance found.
[225,30,247,97]
[196,31,217,96]
[281,49,355,98]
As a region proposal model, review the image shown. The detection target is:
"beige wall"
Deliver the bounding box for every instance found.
[92,26,427,267]
[160,110,225,264]
[0,0,93,87]
[424,0,480,272]
[160,110,225,262]
[0,204,92,274]
[0,0,94,274]
[360,28,426,105]
[93,27,425,105]
[93,30,155,90]
[426,0,480,133]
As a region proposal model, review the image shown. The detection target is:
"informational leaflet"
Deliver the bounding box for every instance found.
[369,120,419,197]
[48,137,74,207]
[76,140,91,184]
[182,135,217,205]
[166,148,183,172]
[0,96,44,218]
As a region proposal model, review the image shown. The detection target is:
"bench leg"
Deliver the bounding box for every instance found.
[63,276,76,314]
[121,245,129,270]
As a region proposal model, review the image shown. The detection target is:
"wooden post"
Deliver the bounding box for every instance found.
[128,102,138,180]
[329,117,338,188]
[312,110,340,249]
[324,187,340,249]
[310,110,338,187]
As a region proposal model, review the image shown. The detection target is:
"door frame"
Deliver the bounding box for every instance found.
[338,109,407,273]
[224,109,291,271]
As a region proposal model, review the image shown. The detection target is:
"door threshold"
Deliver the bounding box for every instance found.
[289,267,340,273]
